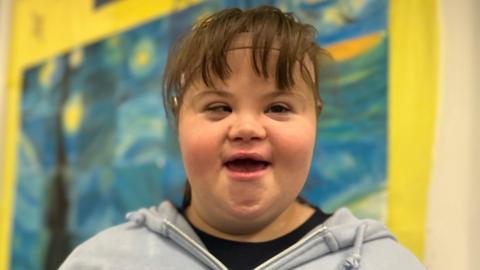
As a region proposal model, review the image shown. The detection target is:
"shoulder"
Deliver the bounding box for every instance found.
[359,237,426,270]
[59,218,204,269]
[319,208,426,270]
[299,236,426,270]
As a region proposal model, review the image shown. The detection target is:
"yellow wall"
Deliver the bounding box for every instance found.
[388,0,438,258]
[1,0,438,269]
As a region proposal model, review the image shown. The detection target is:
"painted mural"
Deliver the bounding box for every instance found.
[13,0,388,269]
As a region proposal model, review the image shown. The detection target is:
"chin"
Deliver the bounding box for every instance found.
[225,196,284,222]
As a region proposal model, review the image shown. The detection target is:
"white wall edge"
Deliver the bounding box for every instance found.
[425,0,478,269]
[469,0,480,266]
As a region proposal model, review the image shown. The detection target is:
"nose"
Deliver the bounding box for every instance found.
[227,114,267,142]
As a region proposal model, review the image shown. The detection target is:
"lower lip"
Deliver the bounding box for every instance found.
[224,166,269,181]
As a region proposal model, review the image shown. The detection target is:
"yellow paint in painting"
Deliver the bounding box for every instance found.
[327,32,384,61]
[338,0,367,16]
[63,94,84,134]
[69,48,84,68]
[351,0,368,11]
[136,50,150,67]
[39,59,56,87]
[323,8,345,26]
[335,68,372,85]
[130,39,155,75]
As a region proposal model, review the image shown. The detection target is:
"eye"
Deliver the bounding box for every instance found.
[204,103,232,120]
[265,103,290,114]
[207,103,232,113]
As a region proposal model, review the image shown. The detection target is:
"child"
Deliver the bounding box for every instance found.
[60,6,425,270]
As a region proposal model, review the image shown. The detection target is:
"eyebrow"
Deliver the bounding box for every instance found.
[191,89,233,101]
[262,91,308,103]
[191,88,309,104]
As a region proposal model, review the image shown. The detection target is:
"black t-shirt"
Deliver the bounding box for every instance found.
[189,209,330,270]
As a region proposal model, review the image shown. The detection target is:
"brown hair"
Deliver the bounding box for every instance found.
[162,5,329,208]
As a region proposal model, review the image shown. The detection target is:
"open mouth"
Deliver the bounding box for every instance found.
[224,158,270,173]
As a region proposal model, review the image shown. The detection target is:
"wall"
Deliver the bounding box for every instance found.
[0,0,447,268]
[0,0,12,188]
[425,0,480,269]
[471,2,480,268]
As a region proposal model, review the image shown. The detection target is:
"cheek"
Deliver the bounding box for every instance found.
[273,123,316,170]
[178,120,220,179]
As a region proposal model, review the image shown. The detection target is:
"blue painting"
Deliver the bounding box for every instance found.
[13,0,388,269]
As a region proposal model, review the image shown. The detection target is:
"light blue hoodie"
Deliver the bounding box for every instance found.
[59,201,426,269]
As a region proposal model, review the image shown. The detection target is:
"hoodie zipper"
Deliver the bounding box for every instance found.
[164,220,229,270]
[254,224,328,270]
[165,220,327,270]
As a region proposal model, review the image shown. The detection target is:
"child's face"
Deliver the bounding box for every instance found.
[178,45,317,229]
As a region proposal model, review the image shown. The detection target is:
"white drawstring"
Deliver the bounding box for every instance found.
[341,223,367,270]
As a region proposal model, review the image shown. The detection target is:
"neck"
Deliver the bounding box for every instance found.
[185,201,315,242]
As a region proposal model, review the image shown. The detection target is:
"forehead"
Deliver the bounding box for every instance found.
[226,33,280,72]
[229,32,281,50]
[189,50,306,92]
[180,33,317,105]
[225,49,279,79]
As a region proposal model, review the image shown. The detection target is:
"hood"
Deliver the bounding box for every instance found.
[323,209,395,269]
[126,201,396,270]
